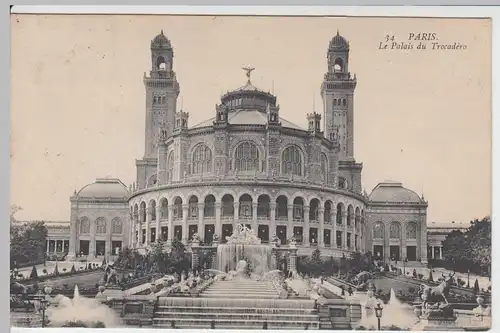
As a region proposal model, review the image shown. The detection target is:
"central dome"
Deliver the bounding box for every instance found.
[221,67,277,113]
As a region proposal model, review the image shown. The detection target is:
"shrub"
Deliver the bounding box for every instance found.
[70,265,77,274]
[428,270,434,282]
[62,321,88,327]
[92,322,105,328]
[29,266,38,279]
[473,279,480,294]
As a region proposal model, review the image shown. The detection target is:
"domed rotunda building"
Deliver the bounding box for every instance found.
[66,31,428,263]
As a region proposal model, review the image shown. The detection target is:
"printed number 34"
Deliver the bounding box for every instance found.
[385,35,395,42]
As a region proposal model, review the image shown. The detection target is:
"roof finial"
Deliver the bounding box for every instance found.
[242,65,255,83]
[337,29,340,36]
[161,29,164,35]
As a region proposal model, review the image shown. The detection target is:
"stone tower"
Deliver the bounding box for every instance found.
[321,31,357,161]
[143,30,180,159]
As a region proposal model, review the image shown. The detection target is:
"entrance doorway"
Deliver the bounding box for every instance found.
[188,225,198,240]
[79,240,89,256]
[222,224,233,243]
[406,246,417,261]
[276,226,287,245]
[258,225,269,243]
[390,245,400,261]
[204,224,214,244]
[373,245,383,260]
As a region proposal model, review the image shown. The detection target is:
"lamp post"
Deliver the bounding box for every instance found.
[467,269,471,288]
[39,286,52,327]
[375,302,383,331]
[403,257,408,275]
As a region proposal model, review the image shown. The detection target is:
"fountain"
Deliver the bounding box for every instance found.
[216,224,273,275]
[357,287,416,330]
[46,285,122,328]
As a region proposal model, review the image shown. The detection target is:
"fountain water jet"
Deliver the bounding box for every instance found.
[356,288,417,330]
[46,285,122,328]
[216,224,273,275]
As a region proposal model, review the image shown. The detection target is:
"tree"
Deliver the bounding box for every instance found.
[442,216,491,275]
[10,212,48,267]
[70,264,77,274]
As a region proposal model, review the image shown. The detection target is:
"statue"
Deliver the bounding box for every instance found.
[212,234,219,242]
[242,65,255,83]
[415,272,457,322]
[104,264,118,285]
[192,232,201,243]
[288,235,297,247]
[225,224,261,245]
[271,234,280,245]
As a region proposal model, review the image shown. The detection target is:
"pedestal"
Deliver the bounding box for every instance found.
[211,241,219,270]
[191,241,200,270]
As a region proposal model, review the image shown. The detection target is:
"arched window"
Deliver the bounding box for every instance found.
[281,146,302,176]
[95,217,107,234]
[234,142,259,172]
[79,217,90,234]
[406,222,417,239]
[167,151,174,181]
[192,145,212,174]
[111,218,123,235]
[373,222,384,239]
[390,222,401,239]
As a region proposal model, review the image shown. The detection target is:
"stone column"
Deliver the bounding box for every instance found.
[68,220,77,259]
[303,206,310,246]
[287,204,294,242]
[318,208,325,247]
[439,246,442,260]
[233,202,239,229]
[155,204,161,242]
[182,204,189,244]
[198,203,205,242]
[167,205,174,244]
[90,223,96,258]
[215,203,222,239]
[145,205,152,246]
[431,246,435,259]
[420,215,428,264]
[288,248,298,273]
[270,202,277,238]
[252,202,258,231]
[332,210,337,248]
[342,212,347,249]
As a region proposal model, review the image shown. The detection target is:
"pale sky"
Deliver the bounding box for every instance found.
[10,15,491,224]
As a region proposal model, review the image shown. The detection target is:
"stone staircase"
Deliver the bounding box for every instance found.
[153,279,320,329]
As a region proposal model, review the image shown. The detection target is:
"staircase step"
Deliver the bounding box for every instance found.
[153,322,319,331]
[154,312,319,321]
[153,318,320,328]
[156,306,318,315]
